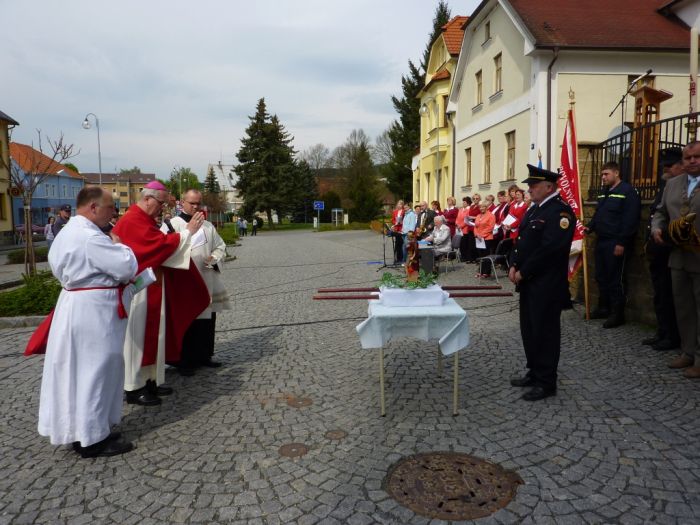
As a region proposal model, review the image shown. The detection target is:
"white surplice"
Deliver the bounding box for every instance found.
[38,215,138,447]
[122,231,192,391]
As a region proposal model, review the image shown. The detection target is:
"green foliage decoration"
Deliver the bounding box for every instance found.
[0,271,62,316]
[378,269,437,290]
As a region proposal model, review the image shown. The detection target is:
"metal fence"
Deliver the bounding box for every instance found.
[586,111,698,201]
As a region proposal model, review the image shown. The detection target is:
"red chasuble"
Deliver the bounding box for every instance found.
[113,205,210,366]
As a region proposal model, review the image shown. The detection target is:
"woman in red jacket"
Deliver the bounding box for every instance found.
[503,189,527,240]
[442,196,458,238]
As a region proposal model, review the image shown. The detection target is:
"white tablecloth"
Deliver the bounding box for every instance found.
[355,298,469,355]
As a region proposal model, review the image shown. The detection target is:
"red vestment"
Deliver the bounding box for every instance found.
[113,205,210,366]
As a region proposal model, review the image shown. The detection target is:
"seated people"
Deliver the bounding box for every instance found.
[425,215,452,256]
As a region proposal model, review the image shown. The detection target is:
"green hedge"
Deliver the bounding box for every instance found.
[5,247,49,265]
[0,271,61,316]
[217,224,239,245]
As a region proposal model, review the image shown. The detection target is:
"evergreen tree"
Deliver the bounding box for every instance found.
[235,98,299,227]
[343,130,383,222]
[288,159,319,223]
[204,166,221,194]
[384,1,451,202]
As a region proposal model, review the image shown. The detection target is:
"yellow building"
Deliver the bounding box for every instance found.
[448,0,694,197]
[0,110,19,245]
[415,16,467,206]
[83,172,155,213]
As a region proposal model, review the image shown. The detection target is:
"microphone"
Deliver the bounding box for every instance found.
[629,69,653,86]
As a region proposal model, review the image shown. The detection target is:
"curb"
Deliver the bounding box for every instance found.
[0,279,23,291]
[0,315,45,329]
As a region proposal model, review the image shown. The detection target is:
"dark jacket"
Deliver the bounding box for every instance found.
[587,181,641,245]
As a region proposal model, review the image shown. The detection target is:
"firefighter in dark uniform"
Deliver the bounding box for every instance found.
[509,164,575,401]
[585,161,641,328]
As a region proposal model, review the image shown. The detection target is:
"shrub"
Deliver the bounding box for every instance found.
[0,271,62,316]
[217,224,239,245]
[6,247,49,265]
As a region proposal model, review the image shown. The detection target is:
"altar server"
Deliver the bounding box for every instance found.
[38,187,138,458]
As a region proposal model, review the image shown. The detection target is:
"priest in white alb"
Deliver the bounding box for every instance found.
[36,187,138,458]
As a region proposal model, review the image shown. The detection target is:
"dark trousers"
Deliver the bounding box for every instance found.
[519,284,562,390]
[594,237,627,307]
[477,239,496,275]
[649,250,679,342]
[460,232,476,262]
[392,232,403,263]
[180,313,217,368]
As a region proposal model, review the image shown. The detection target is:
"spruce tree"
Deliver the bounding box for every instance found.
[203,166,220,194]
[344,130,383,222]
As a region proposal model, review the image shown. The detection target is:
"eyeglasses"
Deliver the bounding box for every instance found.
[149,195,166,206]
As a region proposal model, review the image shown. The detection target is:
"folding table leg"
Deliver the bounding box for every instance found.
[379,348,386,417]
[453,352,459,416]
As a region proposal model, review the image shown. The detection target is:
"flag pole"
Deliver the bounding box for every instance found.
[569,90,590,320]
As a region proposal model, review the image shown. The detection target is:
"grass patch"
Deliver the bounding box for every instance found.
[0,271,61,316]
[217,224,240,245]
[5,247,49,265]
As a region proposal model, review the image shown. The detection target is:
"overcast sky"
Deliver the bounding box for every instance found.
[3,0,480,180]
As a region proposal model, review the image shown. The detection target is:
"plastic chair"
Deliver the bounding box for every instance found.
[476,238,513,284]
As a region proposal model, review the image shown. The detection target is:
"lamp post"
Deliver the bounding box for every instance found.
[420,99,440,202]
[82,113,102,187]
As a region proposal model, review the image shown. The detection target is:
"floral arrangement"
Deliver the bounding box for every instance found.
[379,270,437,290]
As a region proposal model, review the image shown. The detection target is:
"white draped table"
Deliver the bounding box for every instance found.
[355,298,470,416]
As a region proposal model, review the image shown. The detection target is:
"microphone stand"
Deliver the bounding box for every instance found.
[608,69,652,167]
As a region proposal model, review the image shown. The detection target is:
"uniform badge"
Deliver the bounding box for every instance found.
[560,217,570,229]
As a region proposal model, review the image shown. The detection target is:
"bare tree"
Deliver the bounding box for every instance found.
[373,128,393,166]
[2,130,78,276]
[300,143,330,171]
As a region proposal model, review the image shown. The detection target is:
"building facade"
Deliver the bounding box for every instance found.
[9,142,84,227]
[209,162,243,213]
[415,16,467,205]
[448,0,693,197]
[0,111,19,245]
[82,172,155,213]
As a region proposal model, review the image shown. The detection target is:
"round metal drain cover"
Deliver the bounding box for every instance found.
[324,430,347,440]
[278,443,309,458]
[286,396,313,408]
[384,452,523,520]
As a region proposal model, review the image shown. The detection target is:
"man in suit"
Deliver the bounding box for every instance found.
[417,200,436,239]
[509,164,575,401]
[651,141,700,378]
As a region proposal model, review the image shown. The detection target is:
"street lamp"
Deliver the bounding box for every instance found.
[82,113,102,187]
[420,99,440,201]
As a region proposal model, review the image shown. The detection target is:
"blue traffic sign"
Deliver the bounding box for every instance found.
[313,200,324,210]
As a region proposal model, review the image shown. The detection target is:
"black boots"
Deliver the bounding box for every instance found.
[603,303,625,329]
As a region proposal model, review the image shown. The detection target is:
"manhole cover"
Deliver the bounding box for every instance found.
[286,395,313,408]
[324,430,347,440]
[383,452,523,520]
[278,443,309,458]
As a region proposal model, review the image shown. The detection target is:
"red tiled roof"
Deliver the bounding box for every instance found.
[506,0,690,50]
[442,16,469,56]
[9,142,81,178]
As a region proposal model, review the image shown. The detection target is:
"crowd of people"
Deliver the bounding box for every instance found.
[33,182,230,458]
[389,185,533,276]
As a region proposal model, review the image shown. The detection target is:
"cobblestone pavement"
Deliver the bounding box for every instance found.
[1,229,700,524]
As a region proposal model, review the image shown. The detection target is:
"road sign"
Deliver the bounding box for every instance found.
[313,200,324,210]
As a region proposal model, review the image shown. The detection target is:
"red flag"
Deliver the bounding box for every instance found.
[558,108,585,280]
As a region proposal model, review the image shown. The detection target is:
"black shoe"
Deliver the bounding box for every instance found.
[589,308,610,320]
[510,375,536,387]
[642,335,661,346]
[522,386,556,401]
[200,359,222,368]
[146,379,173,396]
[178,367,195,377]
[652,339,680,351]
[72,431,122,452]
[125,387,162,406]
[78,437,134,458]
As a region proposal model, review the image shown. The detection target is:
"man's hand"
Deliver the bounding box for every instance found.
[186,212,205,234]
[508,266,522,284]
[613,244,625,256]
[651,228,664,245]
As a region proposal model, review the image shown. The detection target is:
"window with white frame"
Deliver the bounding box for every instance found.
[505,131,516,180]
[494,53,502,93]
[465,148,472,186]
[475,70,483,105]
[483,141,491,184]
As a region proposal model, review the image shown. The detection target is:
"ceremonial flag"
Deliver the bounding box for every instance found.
[558,108,585,280]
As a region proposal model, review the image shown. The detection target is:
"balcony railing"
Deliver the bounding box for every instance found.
[585,112,698,201]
